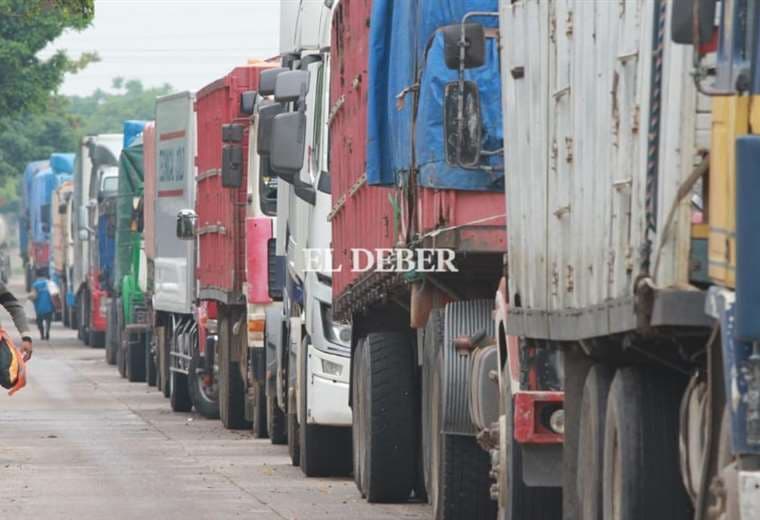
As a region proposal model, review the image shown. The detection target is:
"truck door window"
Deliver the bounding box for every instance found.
[259,156,278,216]
[311,63,325,182]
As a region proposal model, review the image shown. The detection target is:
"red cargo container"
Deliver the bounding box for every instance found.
[329,0,396,303]
[195,64,272,303]
[329,0,505,316]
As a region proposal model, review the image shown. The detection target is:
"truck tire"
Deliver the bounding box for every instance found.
[170,370,192,412]
[145,334,157,387]
[497,382,562,520]
[267,391,287,444]
[352,336,367,494]
[603,367,691,520]
[91,330,106,349]
[117,332,127,379]
[105,298,118,360]
[62,297,70,327]
[252,380,268,438]
[188,348,219,419]
[24,264,32,293]
[78,293,88,342]
[126,332,146,383]
[353,332,417,502]
[422,309,495,519]
[577,365,614,520]
[70,301,78,331]
[299,341,351,477]
[287,410,300,466]
[218,309,251,430]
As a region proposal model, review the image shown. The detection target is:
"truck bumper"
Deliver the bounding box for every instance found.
[90,290,109,332]
[305,346,351,426]
[740,470,760,519]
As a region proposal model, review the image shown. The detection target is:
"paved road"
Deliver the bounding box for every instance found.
[0,271,430,520]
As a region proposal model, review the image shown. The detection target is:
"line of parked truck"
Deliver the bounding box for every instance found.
[17,0,760,518]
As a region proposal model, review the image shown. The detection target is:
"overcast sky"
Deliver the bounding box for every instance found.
[42,0,283,97]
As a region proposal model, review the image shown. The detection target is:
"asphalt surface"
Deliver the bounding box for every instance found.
[0,269,430,519]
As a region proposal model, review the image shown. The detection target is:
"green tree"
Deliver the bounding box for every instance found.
[0,79,173,210]
[68,79,173,135]
[0,0,95,118]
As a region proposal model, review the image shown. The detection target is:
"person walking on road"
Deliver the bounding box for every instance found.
[30,272,54,341]
[0,280,33,360]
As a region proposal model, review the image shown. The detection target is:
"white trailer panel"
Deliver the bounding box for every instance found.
[153,92,197,315]
[501,0,707,340]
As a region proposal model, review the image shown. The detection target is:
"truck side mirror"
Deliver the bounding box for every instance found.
[257,101,284,156]
[441,23,486,70]
[671,0,716,45]
[444,80,482,167]
[274,70,311,103]
[260,68,288,96]
[240,90,259,116]
[317,170,331,194]
[222,145,244,189]
[176,209,197,240]
[294,176,316,206]
[270,112,306,182]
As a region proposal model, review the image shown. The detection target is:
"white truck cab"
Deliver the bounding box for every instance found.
[268,0,352,477]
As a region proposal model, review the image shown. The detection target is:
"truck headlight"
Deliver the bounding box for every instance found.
[549,409,565,435]
[321,304,351,345]
[100,297,110,317]
[321,359,343,377]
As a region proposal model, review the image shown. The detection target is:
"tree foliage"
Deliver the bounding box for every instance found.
[0,79,173,209]
[0,0,95,118]
[67,79,173,136]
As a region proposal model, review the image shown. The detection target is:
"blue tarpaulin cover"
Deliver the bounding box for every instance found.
[123,120,147,148]
[367,0,503,191]
[20,161,49,253]
[49,153,75,175]
[30,158,73,243]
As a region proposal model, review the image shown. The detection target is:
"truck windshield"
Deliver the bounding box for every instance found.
[101,173,118,195]
[259,157,277,216]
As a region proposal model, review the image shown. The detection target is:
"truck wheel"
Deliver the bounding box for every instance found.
[287,411,300,466]
[353,332,417,502]
[267,391,287,444]
[218,310,251,429]
[603,367,691,520]
[78,293,87,342]
[188,348,219,419]
[423,312,495,518]
[62,297,70,327]
[24,265,32,293]
[352,336,367,495]
[145,334,157,387]
[577,365,614,520]
[252,380,268,438]
[105,298,118,360]
[126,332,146,383]
[299,341,351,477]
[117,332,128,379]
[70,302,78,331]
[170,370,192,413]
[90,330,106,349]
